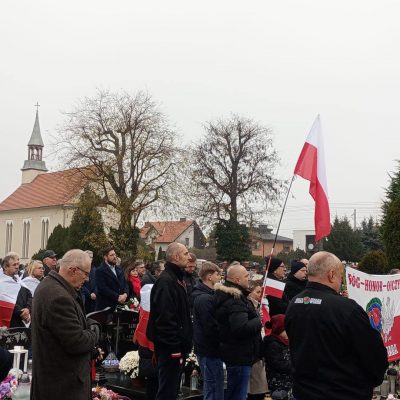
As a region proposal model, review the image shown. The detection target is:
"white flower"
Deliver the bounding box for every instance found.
[119,350,140,378]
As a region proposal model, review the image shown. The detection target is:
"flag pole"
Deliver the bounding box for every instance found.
[261,175,295,305]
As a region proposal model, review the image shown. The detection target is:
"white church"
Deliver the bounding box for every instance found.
[0,110,86,262]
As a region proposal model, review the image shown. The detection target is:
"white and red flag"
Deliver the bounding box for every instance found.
[264,278,286,299]
[133,284,154,351]
[294,115,331,241]
[0,274,21,328]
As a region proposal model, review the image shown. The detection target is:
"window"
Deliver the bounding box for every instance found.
[22,220,31,258]
[5,221,13,254]
[41,218,49,249]
[283,245,291,253]
[185,237,190,247]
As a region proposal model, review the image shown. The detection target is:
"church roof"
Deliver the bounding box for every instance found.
[0,169,87,212]
[28,110,44,147]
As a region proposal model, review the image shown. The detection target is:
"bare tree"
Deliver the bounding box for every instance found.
[57,90,179,256]
[190,114,284,224]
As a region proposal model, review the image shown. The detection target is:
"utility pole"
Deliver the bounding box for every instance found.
[351,208,357,230]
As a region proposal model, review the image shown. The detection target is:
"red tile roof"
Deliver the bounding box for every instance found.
[140,220,193,243]
[0,169,87,211]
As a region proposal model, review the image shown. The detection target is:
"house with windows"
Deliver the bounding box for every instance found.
[0,110,86,262]
[140,219,206,259]
[251,224,293,258]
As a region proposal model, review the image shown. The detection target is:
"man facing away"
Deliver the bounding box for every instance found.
[192,262,223,400]
[285,251,388,400]
[147,242,193,400]
[215,263,262,400]
[95,246,128,311]
[31,249,100,400]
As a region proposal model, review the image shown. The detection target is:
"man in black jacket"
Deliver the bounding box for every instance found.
[284,259,308,301]
[192,262,223,400]
[215,263,262,400]
[265,256,289,316]
[285,251,388,400]
[147,242,192,400]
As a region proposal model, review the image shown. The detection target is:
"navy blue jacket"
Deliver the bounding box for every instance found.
[192,281,220,358]
[95,262,128,311]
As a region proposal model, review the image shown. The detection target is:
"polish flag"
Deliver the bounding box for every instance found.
[261,297,272,336]
[294,115,331,241]
[0,274,21,328]
[264,278,286,299]
[133,284,154,351]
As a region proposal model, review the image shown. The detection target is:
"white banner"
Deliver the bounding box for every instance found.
[346,266,400,361]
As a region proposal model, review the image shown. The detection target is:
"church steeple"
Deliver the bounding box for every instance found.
[21,104,48,184]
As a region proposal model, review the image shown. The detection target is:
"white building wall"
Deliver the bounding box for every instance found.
[0,206,74,262]
[176,224,195,248]
[293,229,316,251]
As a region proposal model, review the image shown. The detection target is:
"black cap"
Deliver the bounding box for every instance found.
[42,250,57,259]
[265,256,284,274]
[290,260,306,275]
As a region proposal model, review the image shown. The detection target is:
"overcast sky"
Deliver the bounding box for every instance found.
[1,0,398,238]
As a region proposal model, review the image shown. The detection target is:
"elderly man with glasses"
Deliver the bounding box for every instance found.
[31,249,101,400]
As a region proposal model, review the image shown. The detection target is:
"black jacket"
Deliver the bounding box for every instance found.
[146,262,193,355]
[285,281,388,400]
[11,285,32,328]
[263,336,292,393]
[183,271,198,310]
[284,274,307,301]
[214,281,262,366]
[140,270,156,287]
[95,262,128,311]
[192,281,220,358]
[267,273,289,316]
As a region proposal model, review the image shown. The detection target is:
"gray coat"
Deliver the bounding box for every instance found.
[30,271,98,400]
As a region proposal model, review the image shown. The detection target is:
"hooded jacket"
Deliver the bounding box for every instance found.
[215,281,262,366]
[285,281,388,400]
[192,281,220,357]
[146,262,193,355]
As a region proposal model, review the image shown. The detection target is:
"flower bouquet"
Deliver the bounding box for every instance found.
[91,385,130,400]
[117,298,140,312]
[183,351,200,387]
[0,373,18,400]
[119,351,139,379]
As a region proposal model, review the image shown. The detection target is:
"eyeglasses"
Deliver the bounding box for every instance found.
[75,266,90,278]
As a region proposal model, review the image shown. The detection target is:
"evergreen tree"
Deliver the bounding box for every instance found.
[68,187,108,264]
[381,162,400,267]
[359,216,383,255]
[46,224,70,258]
[157,246,166,261]
[215,220,251,262]
[323,216,363,262]
[358,250,389,275]
[109,226,139,265]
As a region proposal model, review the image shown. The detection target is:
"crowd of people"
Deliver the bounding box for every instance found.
[0,243,390,400]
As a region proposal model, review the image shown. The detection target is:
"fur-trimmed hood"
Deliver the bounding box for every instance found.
[215,281,248,299]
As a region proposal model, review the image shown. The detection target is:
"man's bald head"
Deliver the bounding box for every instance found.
[226,263,249,289]
[165,242,190,268]
[307,251,344,292]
